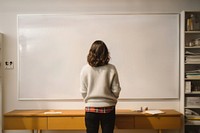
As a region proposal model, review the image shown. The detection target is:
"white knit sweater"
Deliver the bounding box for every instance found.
[80,64,121,107]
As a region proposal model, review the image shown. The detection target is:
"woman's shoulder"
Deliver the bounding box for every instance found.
[81,64,90,73]
[106,64,117,71]
[81,64,91,70]
[107,63,115,68]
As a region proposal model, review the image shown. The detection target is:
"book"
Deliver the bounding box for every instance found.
[185,81,192,93]
[187,115,200,120]
[186,97,200,107]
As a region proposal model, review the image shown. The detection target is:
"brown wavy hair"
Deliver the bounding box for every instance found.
[87,40,110,67]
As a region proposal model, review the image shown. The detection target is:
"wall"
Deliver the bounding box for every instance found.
[0,34,2,133]
[0,0,200,133]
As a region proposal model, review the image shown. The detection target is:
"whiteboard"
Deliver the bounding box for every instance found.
[17,14,179,100]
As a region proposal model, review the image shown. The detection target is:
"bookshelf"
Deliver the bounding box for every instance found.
[181,11,200,133]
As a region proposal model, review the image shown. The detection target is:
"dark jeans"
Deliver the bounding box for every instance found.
[85,109,115,133]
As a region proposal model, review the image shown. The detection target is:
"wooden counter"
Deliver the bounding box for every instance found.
[4,109,182,133]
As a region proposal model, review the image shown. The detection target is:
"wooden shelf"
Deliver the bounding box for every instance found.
[185,106,200,109]
[185,78,200,80]
[185,63,200,65]
[185,31,200,34]
[185,92,200,94]
[185,46,200,49]
[185,123,200,126]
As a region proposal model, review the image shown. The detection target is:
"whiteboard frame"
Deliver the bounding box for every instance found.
[17,13,180,101]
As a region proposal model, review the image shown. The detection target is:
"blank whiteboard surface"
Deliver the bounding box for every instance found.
[18,14,179,100]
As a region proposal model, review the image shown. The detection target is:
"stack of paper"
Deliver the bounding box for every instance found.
[144,110,164,115]
[186,69,200,79]
[185,109,200,125]
[185,51,200,63]
[44,111,62,114]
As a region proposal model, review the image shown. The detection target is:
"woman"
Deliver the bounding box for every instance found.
[80,40,121,133]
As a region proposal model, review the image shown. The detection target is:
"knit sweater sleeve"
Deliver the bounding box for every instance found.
[111,67,121,98]
[80,67,87,98]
